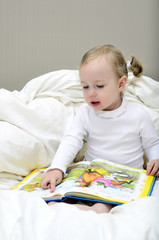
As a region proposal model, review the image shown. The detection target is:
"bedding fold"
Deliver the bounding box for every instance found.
[0,190,158,240]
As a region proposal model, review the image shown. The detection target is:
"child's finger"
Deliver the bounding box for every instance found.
[155,169,159,177]
[50,178,56,193]
[146,161,154,175]
[147,160,159,176]
[150,165,158,176]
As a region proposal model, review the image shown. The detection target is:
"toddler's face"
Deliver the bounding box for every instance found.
[80,56,124,111]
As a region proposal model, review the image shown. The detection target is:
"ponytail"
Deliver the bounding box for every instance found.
[128,56,143,77]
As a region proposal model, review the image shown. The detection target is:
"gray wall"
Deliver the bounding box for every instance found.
[0,0,158,91]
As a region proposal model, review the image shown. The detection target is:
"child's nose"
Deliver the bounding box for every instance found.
[89,88,96,97]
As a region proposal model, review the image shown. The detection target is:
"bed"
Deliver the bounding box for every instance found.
[0,70,159,240]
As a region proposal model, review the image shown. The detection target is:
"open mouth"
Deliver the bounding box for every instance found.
[91,101,100,107]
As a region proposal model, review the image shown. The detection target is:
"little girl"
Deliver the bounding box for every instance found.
[41,44,159,213]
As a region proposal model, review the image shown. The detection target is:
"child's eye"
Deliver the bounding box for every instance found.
[83,86,89,89]
[97,85,104,88]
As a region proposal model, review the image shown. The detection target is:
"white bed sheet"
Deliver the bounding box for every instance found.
[0,190,159,240]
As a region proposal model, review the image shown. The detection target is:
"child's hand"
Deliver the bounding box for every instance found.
[41,169,63,193]
[146,160,159,177]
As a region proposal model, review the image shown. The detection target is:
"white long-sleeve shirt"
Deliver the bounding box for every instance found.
[50,96,159,173]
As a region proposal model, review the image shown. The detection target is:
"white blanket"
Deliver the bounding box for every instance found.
[0,70,85,189]
[0,190,159,240]
[124,72,159,134]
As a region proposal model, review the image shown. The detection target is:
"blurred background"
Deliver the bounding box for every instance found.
[0,0,158,90]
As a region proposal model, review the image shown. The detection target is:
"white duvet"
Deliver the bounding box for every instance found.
[0,70,159,240]
[0,190,159,240]
[0,70,85,189]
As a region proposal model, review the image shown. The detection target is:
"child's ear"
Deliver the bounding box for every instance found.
[118,76,127,92]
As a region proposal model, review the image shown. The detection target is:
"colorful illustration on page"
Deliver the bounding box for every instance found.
[20,170,45,192]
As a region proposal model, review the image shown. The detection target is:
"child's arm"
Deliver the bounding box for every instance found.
[146,159,159,177]
[41,169,63,192]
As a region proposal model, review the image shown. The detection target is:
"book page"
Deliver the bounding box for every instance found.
[12,169,50,197]
[12,161,90,200]
[43,161,89,200]
[65,159,153,203]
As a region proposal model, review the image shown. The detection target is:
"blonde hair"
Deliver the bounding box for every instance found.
[80,44,143,78]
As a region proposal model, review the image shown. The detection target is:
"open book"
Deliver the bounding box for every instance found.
[12,159,156,205]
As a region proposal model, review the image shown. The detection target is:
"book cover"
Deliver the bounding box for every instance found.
[12,159,156,205]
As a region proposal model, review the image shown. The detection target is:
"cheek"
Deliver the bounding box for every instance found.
[82,91,88,100]
[100,90,113,102]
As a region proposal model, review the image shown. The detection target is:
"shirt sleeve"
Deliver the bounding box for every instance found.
[139,107,159,161]
[49,106,88,173]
